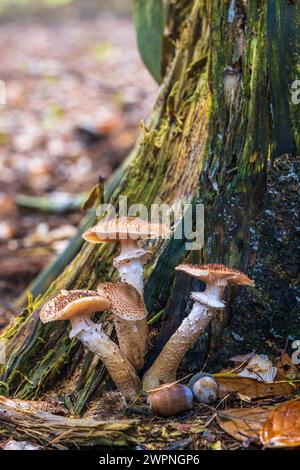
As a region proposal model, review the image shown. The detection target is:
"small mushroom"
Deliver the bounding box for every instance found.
[97,281,149,369]
[83,217,170,295]
[147,383,193,417]
[188,373,218,404]
[40,289,140,401]
[143,263,254,390]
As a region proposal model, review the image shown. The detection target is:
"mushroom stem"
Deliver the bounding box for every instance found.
[119,238,138,255]
[205,284,224,299]
[69,317,141,401]
[112,240,148,367]
[192,284,224,308]
[114,317,149,370]
[69,314,94,338]
[142,301,214,391]
[117,258,144,295]
[117,240,144,295]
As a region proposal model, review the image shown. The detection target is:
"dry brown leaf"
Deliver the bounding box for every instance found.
[96,115,124,135]
[216,376,295,399]
[238,355,277,382]
[0,193,16,216]
[217,407,270,442]
[0,221,16,241]
[260,399,300,448]
[275,353,299,380]
[229,352,255,366]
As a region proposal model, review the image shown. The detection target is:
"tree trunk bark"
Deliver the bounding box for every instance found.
[0,0,299,414]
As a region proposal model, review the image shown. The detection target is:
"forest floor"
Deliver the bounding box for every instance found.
[0,7,157,328]
[83,389,300,450]
[0,383,299,450]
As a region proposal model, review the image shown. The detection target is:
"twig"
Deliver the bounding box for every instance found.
[124,407,153,417]
[164,437,193,450]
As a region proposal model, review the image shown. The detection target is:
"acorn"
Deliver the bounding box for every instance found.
[188,373,218,404]
[147,383,193,417]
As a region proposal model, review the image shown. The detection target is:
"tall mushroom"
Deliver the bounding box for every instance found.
[83,217,170,295]
[97,281,148,369]
[142,264,254,390]
[40,289,140,401]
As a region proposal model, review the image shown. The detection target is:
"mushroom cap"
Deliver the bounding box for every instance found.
[83,217,171,243]
[175,263,254,286]
[97,281,147,321]
[113,248,152,268]
[40,290,110,323]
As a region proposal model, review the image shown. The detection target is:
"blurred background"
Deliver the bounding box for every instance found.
[0,0,157,328]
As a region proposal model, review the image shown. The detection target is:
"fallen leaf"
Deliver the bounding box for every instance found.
[161,427,169,439]
[190,425,205,434]
[216,376,295,399]
[0,193,16,216]
[229,352,255,366]
[238,355,277,382]
[169,431,183,437]
[207,440,222,450]
[91,42,114,62]
[0,221,16,240]
[81,177,105,210]
[237,393,252,403]
[260,399,300,448]
[24,224,76,247]
[275,353,299,380]
[217,407,270,442]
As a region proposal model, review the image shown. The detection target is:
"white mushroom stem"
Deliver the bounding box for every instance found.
[112,239,149,367]
[119,238,138,256]
[142,284,224,391]
[117,239,144,295]
[69,314,93,338]
[192,284,225,309]
[117,260,144,295]
[69,316,141,401]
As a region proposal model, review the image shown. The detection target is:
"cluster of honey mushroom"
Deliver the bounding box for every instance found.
[40,217,254,417]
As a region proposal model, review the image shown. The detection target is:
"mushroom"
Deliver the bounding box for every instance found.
[97,281,149,369]
[142,263,254,390]
[40,289,140,401]
[83,217,170,295]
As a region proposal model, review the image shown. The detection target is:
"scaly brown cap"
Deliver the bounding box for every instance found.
[175,263,254,286]
[40,289,110,323]
[83,217,171,243]
[97,281,147,321]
